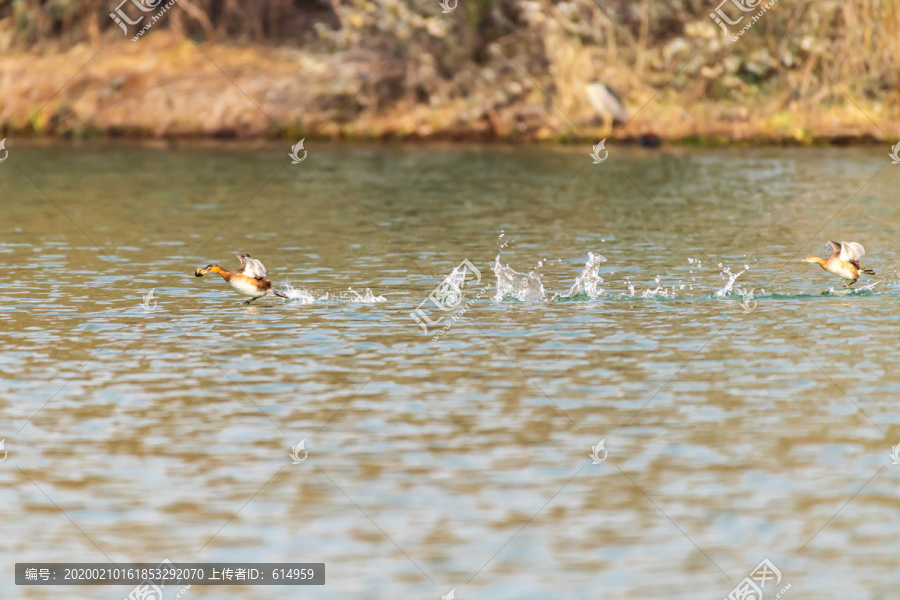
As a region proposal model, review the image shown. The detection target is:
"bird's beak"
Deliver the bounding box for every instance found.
[195,267,207,277]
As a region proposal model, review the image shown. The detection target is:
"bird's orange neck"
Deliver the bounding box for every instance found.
[805,256,827,269]
[207,265,231,279]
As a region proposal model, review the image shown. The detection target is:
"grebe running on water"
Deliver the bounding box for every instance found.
[802,241,875,287]
[195,253,288,304]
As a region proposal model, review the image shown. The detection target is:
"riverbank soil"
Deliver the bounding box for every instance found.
[1,1,898,144]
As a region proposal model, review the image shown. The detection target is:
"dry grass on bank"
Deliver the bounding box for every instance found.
[1,1,899,143]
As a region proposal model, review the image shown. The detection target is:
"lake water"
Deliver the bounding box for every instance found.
[2,142,899,599]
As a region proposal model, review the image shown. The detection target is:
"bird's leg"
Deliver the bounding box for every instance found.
[243,296,259,305]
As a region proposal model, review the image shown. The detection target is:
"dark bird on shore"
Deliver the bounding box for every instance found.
[195,254,288,304]
[639,132,662,147]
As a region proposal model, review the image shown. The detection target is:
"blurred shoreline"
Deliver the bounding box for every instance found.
[2,0,898,146]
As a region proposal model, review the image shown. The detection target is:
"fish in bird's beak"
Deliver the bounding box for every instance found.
[195,267,207,277]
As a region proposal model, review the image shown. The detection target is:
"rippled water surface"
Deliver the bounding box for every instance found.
[3,142,900,599]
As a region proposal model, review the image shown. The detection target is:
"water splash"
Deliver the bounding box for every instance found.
[280,284,384,304]
[615,274,678,299]
[824,282,880,295]
[492,254,545,302]
[429,263,478,308]
[556,252,607,300]
[639,275,676,298]
[344,288,387,303]
[686,257,701,291]
[280,284,328,304]
[715,263,750,297]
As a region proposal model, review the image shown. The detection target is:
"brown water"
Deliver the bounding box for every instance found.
[2,141,900,599]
